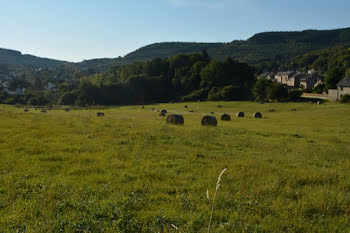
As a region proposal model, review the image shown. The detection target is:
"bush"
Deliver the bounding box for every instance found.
[207,87,222,101]
[312,84,326,94]
[221,85,241,100]
[288,89,303,101]
[181,88,209,102]
[340,94,350,103]
[58,91,78,105]
[266,83,288,101]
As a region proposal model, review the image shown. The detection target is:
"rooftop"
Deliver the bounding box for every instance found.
[337,76,350,87]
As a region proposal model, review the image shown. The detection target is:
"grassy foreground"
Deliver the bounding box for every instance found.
[0,102,350,232]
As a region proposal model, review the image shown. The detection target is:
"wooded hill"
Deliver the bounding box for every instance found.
[1,27,350,71]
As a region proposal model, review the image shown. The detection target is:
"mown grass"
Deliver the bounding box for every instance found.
[0,102,350,232]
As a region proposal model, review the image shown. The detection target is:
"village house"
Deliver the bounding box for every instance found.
[272,70,323,88]
[299,74,323,90]
[274,71,296,84]
[328,76,350,101]
[286,72,303,87]
[257,72,277,81]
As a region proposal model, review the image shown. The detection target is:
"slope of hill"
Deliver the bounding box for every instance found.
[1,27,350,71]
[289,44,350,73]
[121,28,350,66]
[0,48,68,68]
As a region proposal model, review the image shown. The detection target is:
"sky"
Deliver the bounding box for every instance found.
[1,0,350,62]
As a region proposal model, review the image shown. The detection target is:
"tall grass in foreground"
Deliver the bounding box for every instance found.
[207,168,227,233]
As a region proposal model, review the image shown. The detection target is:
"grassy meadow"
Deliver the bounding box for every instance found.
[0,101,350,232]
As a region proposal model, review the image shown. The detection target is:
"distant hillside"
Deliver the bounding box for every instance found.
[124,42,223,61]
[124,28,350,65]
[1,27,350,71]
[0,48,68,68]
[211,28,350,64]
[289,44,350,73]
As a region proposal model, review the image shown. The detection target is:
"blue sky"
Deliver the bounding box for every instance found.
[1,0,349,62]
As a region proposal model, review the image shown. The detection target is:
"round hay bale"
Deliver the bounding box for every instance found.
[24,109,29,112]
[291,108,297,111]
[159,112,166,117]
[211,112,215,114]
[201,115,217,126]
[189,110,194,113]
[97,112,105,116]
[41,110,47,113]
[236,112,244,117]
[161,109,167,114]
[269,109,275,112]
[141,106,145,109]
[151,108,155,110]
[64,108,70,112]
[184,105,188,108]
[217,105,223,108]
[253,112,262,118]
[221,114,231,121]
[166,114,184,125]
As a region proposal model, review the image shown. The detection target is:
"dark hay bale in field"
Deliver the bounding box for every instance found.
[221,114,231,121]
[269,109,275,112]
[141,106,145,109]
[217,105,223,108]
[184,105,188,108]
[159,112,166,116]
[35,107,38,110]
[161,109,167,114]
[166,114,184,125]
[211,112,215,114]
[65,108,70,112]
[189,110,194,113]
[253,112,262,118]
[97,112,105,116]
[152,108,155,110]
[201,115,217,126]
[41,110,47,113]
[24,109,29,112]
[291,108,297,111]
[236,112,244,117]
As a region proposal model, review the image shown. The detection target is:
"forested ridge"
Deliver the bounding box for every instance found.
[1,27,350,106]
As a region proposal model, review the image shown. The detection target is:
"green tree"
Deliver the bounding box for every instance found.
[221,85,241,100]
[312,83,326,94]
[252,78,272,102]
[59,91,78,105]
[266,83,288,101]
[324,67,345,89]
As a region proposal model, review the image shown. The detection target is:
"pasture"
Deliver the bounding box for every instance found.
[0,102,350,232]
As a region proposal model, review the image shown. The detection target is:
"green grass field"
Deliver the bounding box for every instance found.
[1,102,350,232]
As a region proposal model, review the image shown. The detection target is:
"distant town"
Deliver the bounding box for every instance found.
[258,70,350,101]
